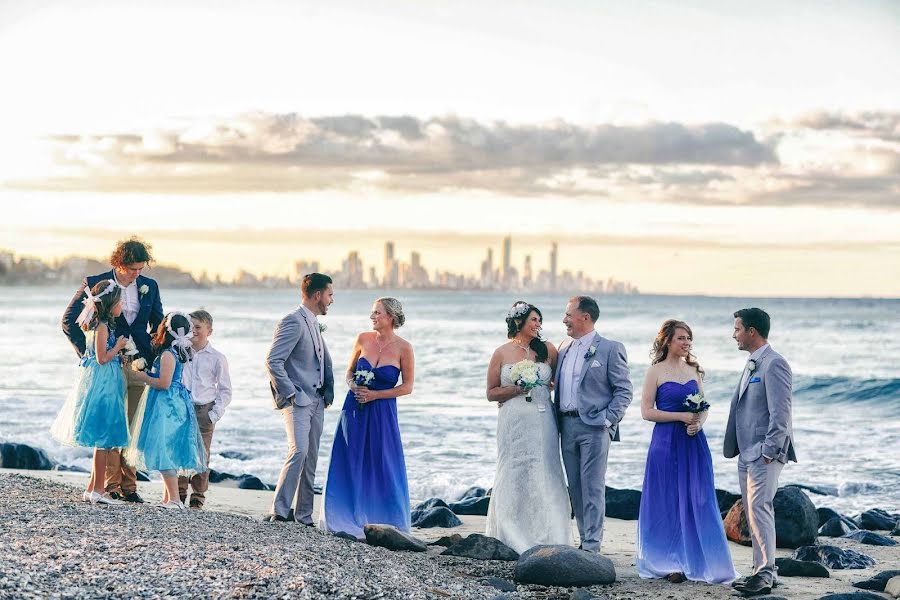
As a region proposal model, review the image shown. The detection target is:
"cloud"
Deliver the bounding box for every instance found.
[3,111,899,209]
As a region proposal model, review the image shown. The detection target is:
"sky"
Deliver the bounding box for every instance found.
[0,0,898,296]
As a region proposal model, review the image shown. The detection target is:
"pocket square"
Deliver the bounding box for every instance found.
[591,360,601,368]
[749,376,761,383]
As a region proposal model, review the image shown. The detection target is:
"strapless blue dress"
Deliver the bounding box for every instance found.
[636,380,738,584]
[321,356,411,537]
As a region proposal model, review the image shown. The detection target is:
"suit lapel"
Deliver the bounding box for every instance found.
[299,308,322,365]
[577,332,601,389]
[739,345,772,399]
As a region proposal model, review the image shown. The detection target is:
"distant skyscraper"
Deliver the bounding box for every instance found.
[384,241,398,287]
[481,247,494,287]
[523,254,532,288]
[550,242,558,289]
[502,236,512,282]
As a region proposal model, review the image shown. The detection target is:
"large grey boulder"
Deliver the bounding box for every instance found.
[514,545,615,587]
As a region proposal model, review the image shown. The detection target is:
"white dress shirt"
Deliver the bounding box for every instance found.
[740,343,770,392]
[559,330,597,412]
[182,342,232,424]
[300,305,325,388]
[114,273,140,325]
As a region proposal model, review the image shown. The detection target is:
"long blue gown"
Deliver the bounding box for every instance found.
[321,356,411,538]
[636,380,739,584]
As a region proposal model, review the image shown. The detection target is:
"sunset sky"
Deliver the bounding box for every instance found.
[1,1,898,296]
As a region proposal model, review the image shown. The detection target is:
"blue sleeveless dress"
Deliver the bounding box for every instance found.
[321,356,411,537]
[636,380,739,584]
[127,349,206,474]
[50,327,129,449]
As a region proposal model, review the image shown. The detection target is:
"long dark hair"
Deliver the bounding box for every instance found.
[505,301,549,363]
[151,313,193,363]
[82,280,122,332]
[650,319,704,378]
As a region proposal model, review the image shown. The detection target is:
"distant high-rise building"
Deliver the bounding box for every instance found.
[523,254,533,288]
[481,248,494,287]
[502,236,512,283]
[383,241,398,287]
[550,242,558,289]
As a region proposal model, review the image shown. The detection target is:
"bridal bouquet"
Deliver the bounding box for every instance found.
[683,391,710,413]
[353,369,375,410]
[121,337,139,356]
[508,359,547,402]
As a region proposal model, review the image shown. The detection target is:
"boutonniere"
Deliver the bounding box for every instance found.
[584,345,597,360]
[319,323,327,333]
[747,359,758,373]
[139,284,149,296]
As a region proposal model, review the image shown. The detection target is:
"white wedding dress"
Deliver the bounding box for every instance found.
[485,362,572,553]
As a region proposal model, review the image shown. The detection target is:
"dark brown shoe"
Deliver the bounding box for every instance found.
[189,498,203,510]
[734,574,771,596]
[665,572,687,583]
[108,491,123,501]
[122,492,145,503]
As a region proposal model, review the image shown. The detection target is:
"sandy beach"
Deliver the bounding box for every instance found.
[1,469,896,599]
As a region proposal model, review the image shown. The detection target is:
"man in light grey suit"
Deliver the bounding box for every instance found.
[725,308,795,597]
[265,273,335,524]
[556,296,633,553]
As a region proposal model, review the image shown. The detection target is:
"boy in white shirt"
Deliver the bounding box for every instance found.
[179,309,232,509]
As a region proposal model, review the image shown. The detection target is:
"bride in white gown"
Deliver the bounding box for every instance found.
[485,301,571,553]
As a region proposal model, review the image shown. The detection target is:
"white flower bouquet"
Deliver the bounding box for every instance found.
[683,391,710,413]
[508,359,547,402]
[131,357,147,372]
[353,369,375,410]
[122,337,139,356]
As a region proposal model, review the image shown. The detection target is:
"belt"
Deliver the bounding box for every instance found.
[560,410,580,418]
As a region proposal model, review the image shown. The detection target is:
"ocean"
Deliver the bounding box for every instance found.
[1,286,898,514]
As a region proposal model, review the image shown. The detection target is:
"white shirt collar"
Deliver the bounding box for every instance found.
[576,330,596,346]
[194,342,213,355]
[748,343,770,362]
[113,271,136,289]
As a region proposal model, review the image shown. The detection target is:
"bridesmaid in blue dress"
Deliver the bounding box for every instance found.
[51,279,129,505]
[321,297,415,538]
[636,319,738,585]
[127,312,206,510]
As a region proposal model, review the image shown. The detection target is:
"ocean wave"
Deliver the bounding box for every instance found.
[794,376,900,414]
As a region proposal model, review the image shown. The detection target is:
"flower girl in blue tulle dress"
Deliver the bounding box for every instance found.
[51,279,130,505]
[126,312,206,510]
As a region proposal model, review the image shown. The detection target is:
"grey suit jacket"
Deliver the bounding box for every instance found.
[554,332,633,441]
[266,307,334,409]
[724,345,796,464]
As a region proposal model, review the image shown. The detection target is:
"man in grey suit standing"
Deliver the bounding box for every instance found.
[725,308,795,596]
[265,273,335,524]
[556,296,633,553]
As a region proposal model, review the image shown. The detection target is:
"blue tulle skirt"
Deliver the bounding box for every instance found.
[127,381,206,474]
[51,356,129,449]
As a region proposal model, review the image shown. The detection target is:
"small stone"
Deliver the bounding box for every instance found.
[857,508,898,531]
[479,577,515,592]
[792,545,875,569]
[441,534,518,561]
[853,570,900,591]
[842,530,898,546]
[816,593,889,600]
[604,487,641,520]
[774,557,829,577]
[885,576,900,599]
[818,517,852,537]
[429,534,463,547]
[448,496,490,516]
[363,524,427,552]
[412,506,462,529]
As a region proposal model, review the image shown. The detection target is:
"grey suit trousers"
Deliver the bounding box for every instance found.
[738,455,784,582]
[561,416,611,552]
[271,396,325,523]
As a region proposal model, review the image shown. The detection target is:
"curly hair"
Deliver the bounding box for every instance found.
[110,236,154,268]
[650,319,704,378]
[81,279,122,332]
[505,301,549,363]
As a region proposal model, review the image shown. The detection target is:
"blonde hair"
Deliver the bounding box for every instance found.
[376,297,405,328]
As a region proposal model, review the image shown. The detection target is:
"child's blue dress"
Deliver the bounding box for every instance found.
[51,326,129,449]
[127,349,206,474]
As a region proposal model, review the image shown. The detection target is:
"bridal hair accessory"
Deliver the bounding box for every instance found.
[75,279,118,327]
[165,311,194,350]
[507,302,530,320]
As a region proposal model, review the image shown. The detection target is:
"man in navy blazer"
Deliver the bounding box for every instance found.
[62,237,164,502]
